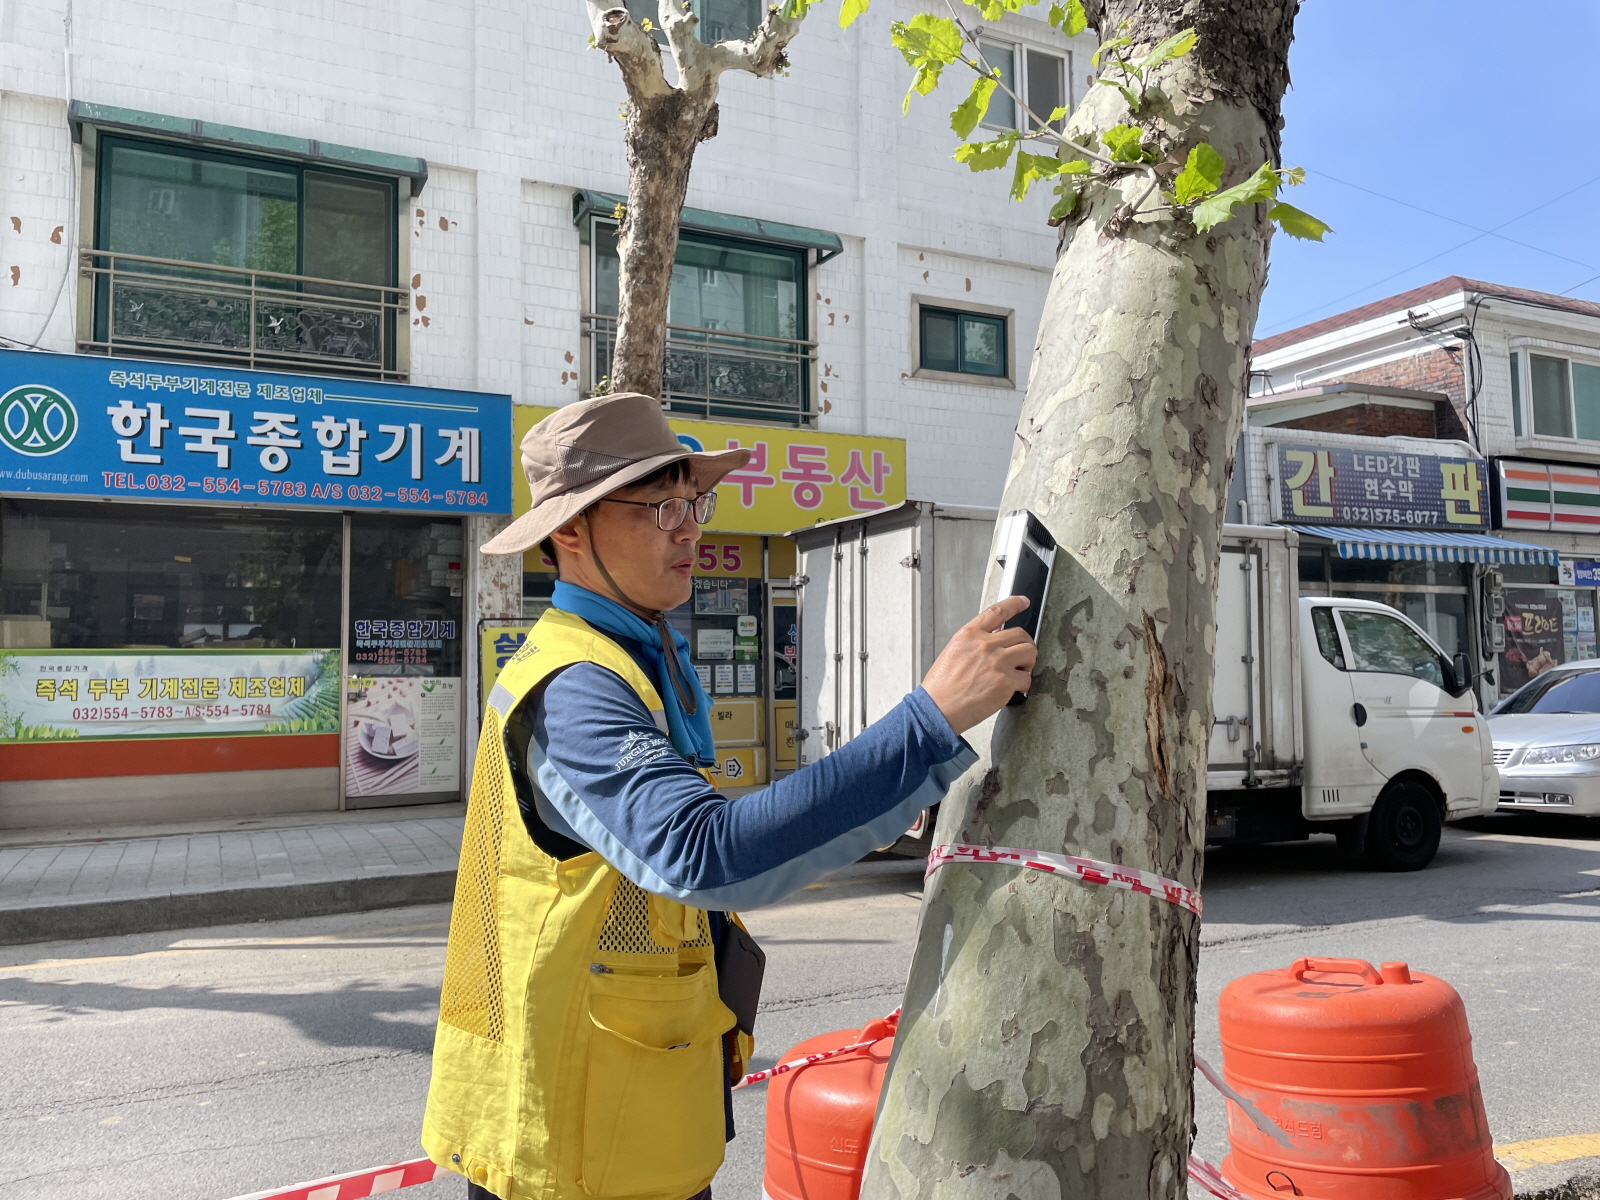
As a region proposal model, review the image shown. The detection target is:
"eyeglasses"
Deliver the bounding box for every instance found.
[602,490,717,531]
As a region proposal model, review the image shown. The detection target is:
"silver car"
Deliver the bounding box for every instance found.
[1488,661,1600,816]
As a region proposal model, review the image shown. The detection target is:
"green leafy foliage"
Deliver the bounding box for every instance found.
[780,0,814,19]
[838,0,870,29]
[951,76,997,139]
[1092,35,1130,67]
[954,130,1019,172]
[890,13,963,112]
[1012,151,1062,199]
[1138,28,1196,73]
[1170,142,1225,204]
[964,0,1028,21]
[1046,0,1086,34]
[1191,161,1280,231]
[1101,123,1155,163]
[1268,201,1332,241]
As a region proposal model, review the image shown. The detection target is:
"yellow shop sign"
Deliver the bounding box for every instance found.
[511,406,906,534]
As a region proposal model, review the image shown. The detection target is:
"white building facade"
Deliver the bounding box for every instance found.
[1248,277,1600,703]
[0,0,1085,829]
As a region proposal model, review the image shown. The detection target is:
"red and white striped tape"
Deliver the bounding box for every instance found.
[733,1008,901,1090]
[224,1156,447,1200]
[927,843,1202,918]
[1188,1155,1252,1200]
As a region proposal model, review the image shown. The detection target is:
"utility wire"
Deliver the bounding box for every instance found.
[1257,170,1600,337]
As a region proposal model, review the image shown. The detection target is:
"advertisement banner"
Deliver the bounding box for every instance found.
[1499,592,1566,693]
[512,406,906,535]
[344,675,462,797]
[1269,442,1488,529]
[0,349,513,514]
[0,647,340,742]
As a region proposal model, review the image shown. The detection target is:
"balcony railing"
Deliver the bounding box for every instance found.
[79,251,408,382]
[584,312,814,425]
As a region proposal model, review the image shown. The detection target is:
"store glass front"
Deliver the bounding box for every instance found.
[1299,546,1472,664]
[1495,563,1598,699]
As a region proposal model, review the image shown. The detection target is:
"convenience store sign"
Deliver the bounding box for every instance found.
[0,349,512,514]
[512,406,905,534]
[0,647,340,742]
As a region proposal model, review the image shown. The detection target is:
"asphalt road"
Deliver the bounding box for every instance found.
[2,815,1599,1200]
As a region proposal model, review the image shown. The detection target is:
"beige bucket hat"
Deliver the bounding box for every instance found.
[480,393,752,556]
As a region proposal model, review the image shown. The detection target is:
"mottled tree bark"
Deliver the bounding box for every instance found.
[585,0,799,397]
[861,3,1298,1197]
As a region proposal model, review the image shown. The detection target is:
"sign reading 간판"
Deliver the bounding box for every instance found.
[0,648,340,742]
[0,350,513,514]
[512,407,905,534]
[1269,443,1487,529]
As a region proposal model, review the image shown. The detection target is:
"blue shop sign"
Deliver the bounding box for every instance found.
[1574,562,1600,587]
[0,350,512,514]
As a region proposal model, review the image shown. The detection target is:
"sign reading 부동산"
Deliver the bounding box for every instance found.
[0,648,341,742]
[0,350,512,514]
[1269,442,1488,529]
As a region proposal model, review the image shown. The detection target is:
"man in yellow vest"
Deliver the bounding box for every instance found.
[423,393,1036,1200]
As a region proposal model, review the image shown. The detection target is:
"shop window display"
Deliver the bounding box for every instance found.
[1,498,340,650]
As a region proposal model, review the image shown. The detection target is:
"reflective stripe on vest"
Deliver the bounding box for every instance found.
[422,608,738,1200]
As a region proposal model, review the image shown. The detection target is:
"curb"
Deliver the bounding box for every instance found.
[0,869,456,945]
[1519,1175,1600,1200]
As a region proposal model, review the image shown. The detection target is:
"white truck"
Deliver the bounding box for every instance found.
[789,508,1498,870]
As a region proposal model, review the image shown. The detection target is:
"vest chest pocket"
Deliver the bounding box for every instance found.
[579,963,735,1198]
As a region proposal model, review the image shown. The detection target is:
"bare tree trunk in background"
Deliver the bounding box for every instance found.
[860,2,1299,1196]
[584,0,799,397]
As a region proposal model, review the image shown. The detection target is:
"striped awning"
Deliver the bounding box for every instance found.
[1286,526,1559,566]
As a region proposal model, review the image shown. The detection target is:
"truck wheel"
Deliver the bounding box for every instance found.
[1364,781,1441,871]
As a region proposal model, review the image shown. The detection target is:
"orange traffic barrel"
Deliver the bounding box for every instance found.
[762,1014,896,1200]
[1219,957,1510,1200]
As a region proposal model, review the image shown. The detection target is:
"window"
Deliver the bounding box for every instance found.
[90,136,402,378]
[1510,352,1522,437]
[1,499,342,650]
[919,305,1008,378]
[1337,609,1447,689]
[624,0,759,42]
[1495,667,1600,714]
[1311,607,1345,670]
[978,41,1069,131]
[1521,351,1600,441]
[590,221,808,423]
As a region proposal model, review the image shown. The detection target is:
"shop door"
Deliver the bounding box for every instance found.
[344,515,466,807]
[1335,605,1479,802]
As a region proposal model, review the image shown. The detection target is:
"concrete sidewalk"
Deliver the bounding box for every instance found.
[0,804,464,945]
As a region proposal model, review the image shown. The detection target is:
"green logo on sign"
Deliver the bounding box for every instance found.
[0,385,78,457]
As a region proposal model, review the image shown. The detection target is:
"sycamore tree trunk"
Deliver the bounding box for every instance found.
[861,3,1298,1197]
[586,0,798,397]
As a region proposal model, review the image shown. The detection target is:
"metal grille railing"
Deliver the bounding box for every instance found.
[583,312,813,425]
[78,251,408,382]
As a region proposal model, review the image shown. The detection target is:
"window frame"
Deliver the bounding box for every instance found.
[582,215,813,425]
[93,133,400,287]
[975,37,1073,132]
[1335,606,1452,691]
[1509,343,1600,447]
[910,295,1016,387]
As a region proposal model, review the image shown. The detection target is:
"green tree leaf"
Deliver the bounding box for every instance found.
[1170,142,1225,204]
[1191,161,1280,231]
[1138,28,1196,73]
[1048,180,1083,224]
[1101,123,1153,163]
[951,76,997,138]
[1268,201,1332,241]
[1282,165,1307,186]
[1092,35,1130,67]
[780,0,813,19]
[1046,0,1086,34]
[1011,151,1064,200]
[1096,78,1142,113]
[839,0,870,27]
[954,130,1019,172]
[890,14,963,110]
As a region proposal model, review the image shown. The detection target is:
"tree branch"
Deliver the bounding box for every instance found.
[675,5,801,93]
[587,0,673,99]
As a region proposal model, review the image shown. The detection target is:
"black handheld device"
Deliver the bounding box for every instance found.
[993,509,1056,705]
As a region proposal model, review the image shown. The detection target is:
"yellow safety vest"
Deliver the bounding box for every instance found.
[423,607,745,1200]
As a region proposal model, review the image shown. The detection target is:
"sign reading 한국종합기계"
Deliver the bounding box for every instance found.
[0,350,512,513]
[1269,442,1488,529]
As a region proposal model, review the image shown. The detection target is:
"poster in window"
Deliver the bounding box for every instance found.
[344,675,461,797]
[1499,593,1565,693]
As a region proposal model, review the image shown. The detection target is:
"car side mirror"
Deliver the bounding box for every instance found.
[1452,652,1472,692]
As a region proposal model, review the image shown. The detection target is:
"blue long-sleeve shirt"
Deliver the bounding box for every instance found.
[509,634,976,909]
